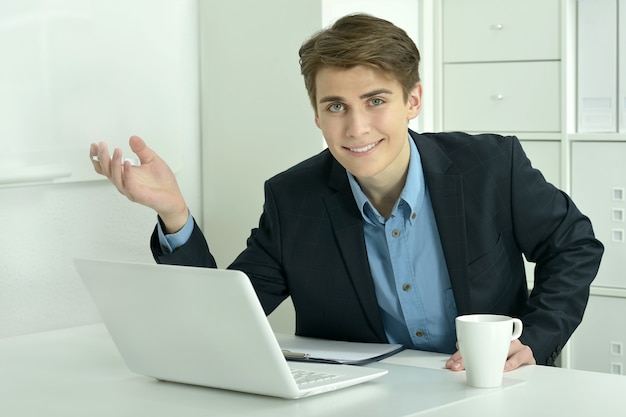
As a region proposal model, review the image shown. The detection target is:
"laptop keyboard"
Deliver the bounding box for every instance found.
[291,368,341,386]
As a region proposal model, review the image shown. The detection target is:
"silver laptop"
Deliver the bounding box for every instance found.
[74,258,387,399]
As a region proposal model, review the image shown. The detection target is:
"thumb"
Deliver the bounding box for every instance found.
[128,135,154,164]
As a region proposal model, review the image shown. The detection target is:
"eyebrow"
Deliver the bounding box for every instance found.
[318,88,394,104]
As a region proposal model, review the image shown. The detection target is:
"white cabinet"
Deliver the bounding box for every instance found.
[569,295,626,375]
[443,62,561,132]
[442,0,560,63]
[621,1,626,132]
[577,0,618,133]
[571,141,626,290]
[440,0,561,134]
[438,0,626,374]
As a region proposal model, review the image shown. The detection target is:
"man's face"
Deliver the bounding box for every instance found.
[314,65,422,185]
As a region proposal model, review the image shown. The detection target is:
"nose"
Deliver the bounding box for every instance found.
[345,108,370,139]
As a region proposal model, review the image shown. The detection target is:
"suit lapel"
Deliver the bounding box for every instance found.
[412,132,471,313]
[324,159,387,342]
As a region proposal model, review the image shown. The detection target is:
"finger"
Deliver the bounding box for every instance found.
[89,143,103,174]
[504,342,536,372]
[445,351,465,371]
[504,358,519,372]
[504,350,527,372]
[97,142,113,178]
[109,148,127,195]
[128,135,153,164]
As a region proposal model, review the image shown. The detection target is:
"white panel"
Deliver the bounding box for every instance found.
[0,0,193,187]
[617,1,626,132]
[0,0,201,338]
[577,0,618,132]
[200,0,324,335]
[442,0,560,63]
[443,61,561,133]
[571,142,626,289]
[200,1,322,264]
[570,295,626,373]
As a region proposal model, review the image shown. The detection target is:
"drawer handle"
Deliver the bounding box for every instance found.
[491,24,504,30]
[492,94,505,100]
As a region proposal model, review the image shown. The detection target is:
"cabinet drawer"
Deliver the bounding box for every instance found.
[443,61,561,133]
[442,0,560,63]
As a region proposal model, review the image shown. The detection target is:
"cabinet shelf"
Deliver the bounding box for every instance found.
[568,133,626,142]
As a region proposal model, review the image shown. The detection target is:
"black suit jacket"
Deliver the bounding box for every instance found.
[151,130,603,365]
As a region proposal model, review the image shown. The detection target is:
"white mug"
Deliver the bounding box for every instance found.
[455,314,523,388]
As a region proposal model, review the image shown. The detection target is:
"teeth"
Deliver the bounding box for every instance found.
[349,142,378,153]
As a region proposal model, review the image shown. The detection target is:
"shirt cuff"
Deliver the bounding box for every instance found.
[157,209,194,254]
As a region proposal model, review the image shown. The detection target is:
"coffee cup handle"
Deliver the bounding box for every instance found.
[511,318,523,340]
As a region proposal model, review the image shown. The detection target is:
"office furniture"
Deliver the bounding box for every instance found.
[441,0,561,133]
[436,0,626,373]
[1,324,624,416]
[621,1,626,132]
[577,0,618,133]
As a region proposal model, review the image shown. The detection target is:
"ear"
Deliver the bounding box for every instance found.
[314,114,321,129]
[406,82,423,120]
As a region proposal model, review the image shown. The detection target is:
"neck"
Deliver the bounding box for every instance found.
[357,152,410,218]
[360,172,408,217]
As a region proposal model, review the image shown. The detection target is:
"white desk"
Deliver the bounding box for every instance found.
[1,324,624,416]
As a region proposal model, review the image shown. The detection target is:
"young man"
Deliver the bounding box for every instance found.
[91,14,603,371]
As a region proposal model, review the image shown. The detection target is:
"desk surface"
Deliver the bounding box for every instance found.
[1,324,625,416]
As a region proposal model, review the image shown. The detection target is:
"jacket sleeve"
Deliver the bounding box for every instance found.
[150,217,218,268]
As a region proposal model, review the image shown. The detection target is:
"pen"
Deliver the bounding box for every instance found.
[92,156,140,166]
[282,349,310,359]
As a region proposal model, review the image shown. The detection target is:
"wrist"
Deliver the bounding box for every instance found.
[159,206,189,234]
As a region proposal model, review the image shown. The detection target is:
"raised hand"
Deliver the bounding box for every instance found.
[90,135,188,233]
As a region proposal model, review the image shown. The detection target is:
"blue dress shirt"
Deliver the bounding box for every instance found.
[347,137,458,353]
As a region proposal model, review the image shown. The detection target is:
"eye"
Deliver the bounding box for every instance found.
[369,97,384,106]
[328,103,344,112]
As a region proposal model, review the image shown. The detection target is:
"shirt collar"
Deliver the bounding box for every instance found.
[347,134,425,225]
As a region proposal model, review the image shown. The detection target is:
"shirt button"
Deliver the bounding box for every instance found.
[415,331,425,337]
[411,213,416,219]
[402,283,411,291]
[391,229,400,238]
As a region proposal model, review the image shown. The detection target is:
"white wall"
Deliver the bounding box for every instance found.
[199,0,323,267]
[0,0,323,338]
[0,0,201,338]
[198,0,324,334]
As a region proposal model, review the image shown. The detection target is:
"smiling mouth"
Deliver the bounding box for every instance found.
[347,140,382,153]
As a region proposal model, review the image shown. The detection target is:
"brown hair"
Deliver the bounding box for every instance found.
[299,13,421,108]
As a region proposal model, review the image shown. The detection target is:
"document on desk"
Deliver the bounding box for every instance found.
[276,334,404,365]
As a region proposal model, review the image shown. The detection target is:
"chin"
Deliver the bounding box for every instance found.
[346,166,382,180]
